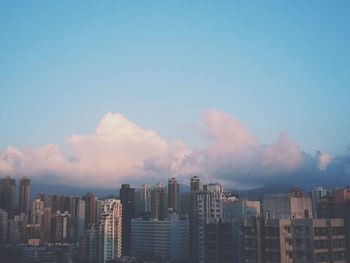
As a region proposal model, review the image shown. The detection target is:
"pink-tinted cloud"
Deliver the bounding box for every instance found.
[0,110,328,187]
[317,151,332,171]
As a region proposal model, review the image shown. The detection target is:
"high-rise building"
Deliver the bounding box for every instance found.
[79,224,98,263]
[0,176,16,219]
[190,176,202,192]
[326,188,350,261]
[97,199,122,263]
[262,218,346,263]
[0,209,8,243]
[131,213,189,262]
[221,199,261,263]
[31,198,44,225]
[168,178,180,213]
[311,187,327,218]
[19,177,31,215]
[150,183,168,220]
[190,181,224,263]
[119,184,135,256]
[52,210,71,243]
[8,213,26,243]
[41,207,52,243]
[263,189,313,220]
[83,192,97,230]
[135,184,151,217]
[71,197,85,241]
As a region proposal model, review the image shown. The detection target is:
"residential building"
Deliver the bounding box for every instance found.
[119,184,135,256]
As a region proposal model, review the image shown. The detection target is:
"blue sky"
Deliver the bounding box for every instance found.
[1,1,349,156]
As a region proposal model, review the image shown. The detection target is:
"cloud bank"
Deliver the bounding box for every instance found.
[0,110,346,188]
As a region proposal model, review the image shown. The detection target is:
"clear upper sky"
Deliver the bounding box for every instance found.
[1,1,349,155]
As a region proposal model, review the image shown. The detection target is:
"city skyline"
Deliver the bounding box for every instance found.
[1,1,349,189]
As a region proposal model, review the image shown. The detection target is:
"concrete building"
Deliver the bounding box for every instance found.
[32,198,45,225]
[326,188,350,261]
[8,213,26,243]
[135,184,151,217]
[190,181,224,263]
[131,213,189,262]
[311,187,327,218]
[222,199,261,263]
[79,224,98,263]
[19,177,31,215]
[263,190,313,220]
[41,207,52,243]
[0,209,8,243]
[25,224,41,243]
[83,192,97,230]
[150,183,167,220]
[52,210,71,243]
[0,176,16,219]
[263,218,346,263]
[97,199,122,263]
[119,184,135,256]
[70,197,85,241]
[168,178,180,213]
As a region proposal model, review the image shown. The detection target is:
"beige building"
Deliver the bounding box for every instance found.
[264,218,346,263]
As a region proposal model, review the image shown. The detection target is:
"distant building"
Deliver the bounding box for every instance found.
[70,197,85,241]
[190,182,224,263]
[168,178,180,213]
[8,213,26,243]
[131,213,189,262]
[19,177,31,215]
[25,224,41,244]
[83,193,97,230]
[190,176,202,192]
[41,207,52,243]
[0,209,8,243]
[326,188,350,261]
[52,210,71,243]
[79,224,98,263]
[32,198,45,225]
[97,199,122,263]
[150,183,167,220]
[222,199,261,263]
[119,184,135,256]
[135,184,151,217]
[0,176,16,219]
[263,189,313,220]
[262,218,346,263]
[311,187,327,218]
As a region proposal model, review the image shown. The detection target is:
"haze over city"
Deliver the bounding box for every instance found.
[1,1,349,190]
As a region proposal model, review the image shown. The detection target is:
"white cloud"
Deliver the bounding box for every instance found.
[317,151,332,171]
[0,110,314,187]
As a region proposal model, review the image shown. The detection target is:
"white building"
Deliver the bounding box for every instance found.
[98,199,122,263]
[131,213,189,261]
[190,183,225,263]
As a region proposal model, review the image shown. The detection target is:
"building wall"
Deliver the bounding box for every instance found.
[131,214,189,262]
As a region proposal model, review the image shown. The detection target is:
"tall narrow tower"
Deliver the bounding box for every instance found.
[0,176,16,219]
[119,184,135,256]
[19,177,31,215]
[168,178,180,213]
[150,183,167,220]
[98,199,122,263]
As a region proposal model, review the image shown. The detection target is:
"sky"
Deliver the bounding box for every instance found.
[0,1,349,188]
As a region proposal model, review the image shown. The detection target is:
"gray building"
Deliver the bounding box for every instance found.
[131,213,189,262]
